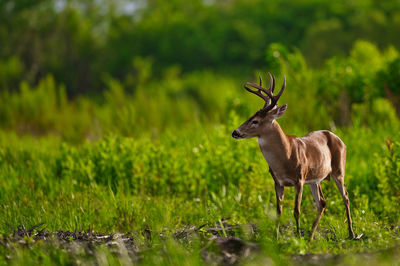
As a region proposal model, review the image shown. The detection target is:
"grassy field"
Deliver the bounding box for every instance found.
[1,116,400,265]
[2,1,400,264]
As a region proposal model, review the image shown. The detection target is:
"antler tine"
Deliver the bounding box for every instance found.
[263,75,286,112]
[244,85,270,103]
[245,74,286,111]
[246,82,274,99]
[272,74,276,92]
[275,75,286,99]
[260,75,272,107]
[268,72,275,93]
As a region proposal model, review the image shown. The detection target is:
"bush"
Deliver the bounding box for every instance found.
[373,141,400,221]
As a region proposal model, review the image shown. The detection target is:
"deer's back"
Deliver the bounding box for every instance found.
[294,130,346,183]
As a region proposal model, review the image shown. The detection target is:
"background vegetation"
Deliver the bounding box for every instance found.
[1,0,400,265]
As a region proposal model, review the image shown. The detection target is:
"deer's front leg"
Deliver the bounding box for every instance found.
[274,181,284,239]
[270,168,284,238]
[270,168,284,216]
[294,182,304,236]
[274,182,284,216]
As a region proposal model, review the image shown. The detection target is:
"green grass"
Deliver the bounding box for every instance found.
[1,119,400,265]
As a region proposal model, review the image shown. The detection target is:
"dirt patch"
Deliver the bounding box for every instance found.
[1,222,395,265]
[1,221,259,265]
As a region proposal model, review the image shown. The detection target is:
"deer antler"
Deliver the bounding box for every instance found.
[244,73,274,107]
[245,73,286,112]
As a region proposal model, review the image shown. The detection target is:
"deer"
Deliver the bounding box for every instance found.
[232,73,355,239]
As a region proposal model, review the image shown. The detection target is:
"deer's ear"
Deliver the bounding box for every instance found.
[270,104,287,119]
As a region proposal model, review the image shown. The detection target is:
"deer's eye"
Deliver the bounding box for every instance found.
[252,120,259,125]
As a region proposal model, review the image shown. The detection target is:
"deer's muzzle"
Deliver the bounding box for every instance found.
[232,130,243,139]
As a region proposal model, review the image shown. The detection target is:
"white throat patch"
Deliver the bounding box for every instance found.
[258,138,266,146]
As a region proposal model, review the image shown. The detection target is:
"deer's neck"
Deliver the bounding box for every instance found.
[258,121,292,160]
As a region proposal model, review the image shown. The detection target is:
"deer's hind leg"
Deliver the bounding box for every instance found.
[309,183,326,239]
[330,134,355,239]
[332,174,355,239]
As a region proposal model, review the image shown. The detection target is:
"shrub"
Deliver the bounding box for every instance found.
[373,141,400,221]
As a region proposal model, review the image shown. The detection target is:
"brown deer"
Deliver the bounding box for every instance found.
[232,73,355,239]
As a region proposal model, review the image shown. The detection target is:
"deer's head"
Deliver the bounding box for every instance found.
[232,73,287,139]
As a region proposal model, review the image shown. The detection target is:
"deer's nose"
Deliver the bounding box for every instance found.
[232,130,241,139]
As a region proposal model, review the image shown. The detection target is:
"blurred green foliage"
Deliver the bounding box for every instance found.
[1,1,400,141]
[373,141,400,221]
[0,40,399,141]
[1,0,400,96]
